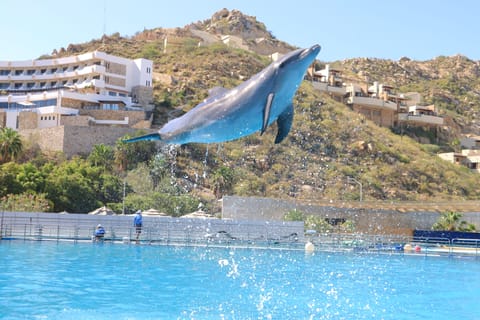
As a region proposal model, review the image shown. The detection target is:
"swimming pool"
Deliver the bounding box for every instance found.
[1,241,479,319]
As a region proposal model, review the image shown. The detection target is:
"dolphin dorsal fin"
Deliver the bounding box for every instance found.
[208,86,229,97]
[274,103,294,144]
[261,93,274,135]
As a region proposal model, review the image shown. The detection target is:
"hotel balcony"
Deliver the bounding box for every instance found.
[311,81,346,96]
[346,96,398,111]
[397,113,444,126]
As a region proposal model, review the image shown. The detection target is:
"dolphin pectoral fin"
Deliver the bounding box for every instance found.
[261,93,275,135]
[123,133,161,143]
[274,104,294,144]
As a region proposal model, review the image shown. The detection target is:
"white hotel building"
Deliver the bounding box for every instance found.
[0,51,153,129]
[0,51,154,157]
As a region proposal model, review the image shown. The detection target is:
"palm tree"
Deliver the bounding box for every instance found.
[0,127,23,163]
[88,144,114,171]
[212,166,235,199]
[432,211,476,232]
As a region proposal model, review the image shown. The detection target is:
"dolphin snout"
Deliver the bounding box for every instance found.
[300,44,321,59]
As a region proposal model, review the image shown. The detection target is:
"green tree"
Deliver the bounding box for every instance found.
[42,158,102,212]
[212,166,235,199]
[0,127,23,163]
[0,193,51,212]
[16,163,45,193]
[149,153,169,189]
[0,162,23,196]
[98,174,126,205]
[88,144,115,171]
[114,133,157,171]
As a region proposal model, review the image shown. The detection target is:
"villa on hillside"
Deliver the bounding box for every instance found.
[0,51,154,157]
[438,135,480,172]
[306,64,444,129]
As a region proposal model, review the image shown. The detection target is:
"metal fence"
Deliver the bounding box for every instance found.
[1,212,480,257]
[0,211,304,249]
[306,232,480,258]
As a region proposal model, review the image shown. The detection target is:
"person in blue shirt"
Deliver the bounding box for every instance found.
[133,210,143,243]
[94,224,105,241]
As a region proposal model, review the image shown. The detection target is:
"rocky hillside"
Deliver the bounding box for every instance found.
[45,9,480,203]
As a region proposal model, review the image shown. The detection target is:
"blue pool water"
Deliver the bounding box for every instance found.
[1,241,480,319]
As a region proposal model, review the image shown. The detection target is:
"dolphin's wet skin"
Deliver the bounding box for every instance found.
[125,45,321,145]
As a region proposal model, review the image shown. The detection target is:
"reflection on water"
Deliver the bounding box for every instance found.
[1,241,479,319]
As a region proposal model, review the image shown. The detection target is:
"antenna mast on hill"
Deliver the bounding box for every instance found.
[103,0,107,36]
[101,0,107,49]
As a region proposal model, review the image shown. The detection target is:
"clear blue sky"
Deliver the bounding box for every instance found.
[2,0,479,62]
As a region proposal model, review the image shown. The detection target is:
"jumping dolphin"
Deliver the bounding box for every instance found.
[125,44,321,145]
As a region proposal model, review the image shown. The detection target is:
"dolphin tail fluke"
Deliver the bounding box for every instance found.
[123,133,161,143]
[274,103,294,144]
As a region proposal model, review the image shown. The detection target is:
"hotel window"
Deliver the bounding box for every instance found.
[146,80,150,86]
[146,67,151,74]
[50,81,57,87]
[15,70,23,76]
[26,70,35,75]
[40,69,46,74]
[40,82,46,88]
[27,82,35,89]
[14,83,22,89]
[103,103,119,110]
[0,70,10,76]
[50,68,57,73]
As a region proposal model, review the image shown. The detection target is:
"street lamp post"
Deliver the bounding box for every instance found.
[122,179,126,215]
[347,177,363,202]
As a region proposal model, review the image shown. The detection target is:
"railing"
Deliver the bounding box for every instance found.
[306,233,480,258]
[1,212,479,257]
[0,212,304,249]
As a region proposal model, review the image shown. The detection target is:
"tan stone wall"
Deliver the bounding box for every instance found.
[131,116,153,129]
[20,126,65,154]
[106,62,126,76]
[61,115,92,127]
[62,126,138,157]
[132,85,154,111]
[20,125,141,158]
[18,111,38,130]
[0,111,6,127]
[353,105,395,127]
